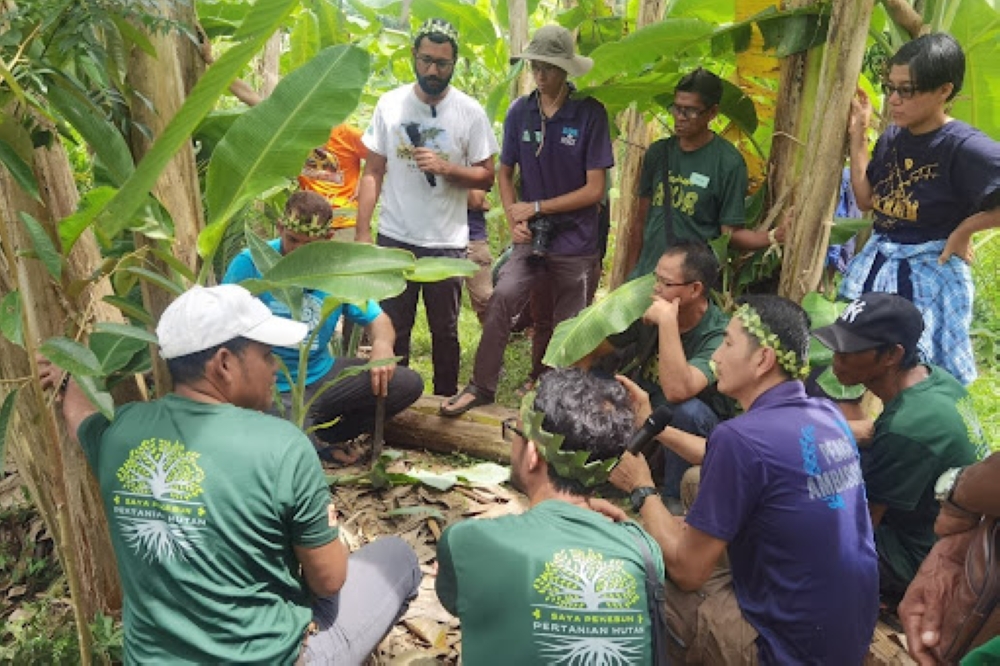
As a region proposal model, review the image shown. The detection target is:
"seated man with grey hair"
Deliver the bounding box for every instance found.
[39,284,420,663]
[436,368,665,665]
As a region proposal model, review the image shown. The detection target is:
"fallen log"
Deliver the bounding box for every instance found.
[384,397,516,463]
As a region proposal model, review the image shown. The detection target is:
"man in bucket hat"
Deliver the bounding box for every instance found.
[356,17,498,399]
[814,292,988,608]
[442,25,614,417]
[38,284,420,663]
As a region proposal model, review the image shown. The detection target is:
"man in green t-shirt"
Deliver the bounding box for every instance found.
[814,292,989,606]
[628,68,784,279]
[587,241,734,512]
[436,368,665,665]
[39,284,420,664]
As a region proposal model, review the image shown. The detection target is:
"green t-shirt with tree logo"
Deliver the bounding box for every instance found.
[436,500,664,665]
[630,134,748,279]
[77,394,337,665]
[863,366,989,585]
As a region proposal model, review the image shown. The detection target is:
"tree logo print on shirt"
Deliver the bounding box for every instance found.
[113,438,207,563]
[531,548,646,666]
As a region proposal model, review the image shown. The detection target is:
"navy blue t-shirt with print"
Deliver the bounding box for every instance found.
[500,86,614,256]
[867,120,1000,244]
[686,381,879,665]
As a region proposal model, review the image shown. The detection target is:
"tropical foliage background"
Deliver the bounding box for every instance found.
[1,0,999,660]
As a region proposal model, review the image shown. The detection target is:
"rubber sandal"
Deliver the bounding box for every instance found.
[439,385,494,418]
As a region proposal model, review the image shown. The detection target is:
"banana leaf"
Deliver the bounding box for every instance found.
[543,274,655,368]
[246,231,304,319]
[200,44,370,262]
[407,257,479,282]
[801,292,866,400]
[97,0,301,240]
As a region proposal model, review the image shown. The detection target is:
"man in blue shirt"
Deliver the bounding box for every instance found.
[611,295,878,664]
[223,191,423,463]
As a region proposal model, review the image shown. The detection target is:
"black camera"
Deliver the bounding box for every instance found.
[528,216,557,260]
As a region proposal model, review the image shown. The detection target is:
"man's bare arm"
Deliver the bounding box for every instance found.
[355,151,387,243]
[294,538,349,597]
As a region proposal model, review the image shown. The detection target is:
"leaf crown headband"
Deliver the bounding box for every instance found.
[519,390,616,487]
[733,302,809,380]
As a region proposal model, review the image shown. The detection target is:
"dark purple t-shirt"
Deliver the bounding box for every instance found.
[500,88,614,256]
[686,382,878,665]
[867,120,1000,243]
[467,208,487,242]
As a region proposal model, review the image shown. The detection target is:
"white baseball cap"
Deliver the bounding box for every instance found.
[156,285,308,360]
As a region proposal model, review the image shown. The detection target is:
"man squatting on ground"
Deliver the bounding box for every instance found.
[586,241,735,515]
[39,284,420,663]
[223,190,423,464]
[813,292,989,607]
[440,24,614,417]
[610,294,879,664]
[356,18,498,398]
[436,368,665,665]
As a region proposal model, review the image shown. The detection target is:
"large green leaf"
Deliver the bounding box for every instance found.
[249,239,417,305]
[948,0,1000,139]
[830,217,871,246]
[579,19,715,86]
[288,9,321,70]
[93,322,159,345]
[246,231,304,319]
[201,45,370,261]
[18,212,62,279]
[0,138,40,201]
[96,0,301,240]
[407,257,479,282]
[0,389,19,470]
[0,290,23,348]
[40,337,102,376]
[193,109,244,163]
[75,374,115,421]
[47,79,134,187]
[89,331,148,375]
[410,0,498,49]
[59,186,117,253]
[543,274,655,368]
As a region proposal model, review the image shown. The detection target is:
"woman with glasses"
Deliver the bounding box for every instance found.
[846,32,1000,386]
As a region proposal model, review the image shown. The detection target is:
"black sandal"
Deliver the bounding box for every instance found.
[439,385,494,417]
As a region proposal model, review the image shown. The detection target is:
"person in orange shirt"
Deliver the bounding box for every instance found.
[298,124,367,240]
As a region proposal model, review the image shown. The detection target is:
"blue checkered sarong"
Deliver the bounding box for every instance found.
[840,234,976,385]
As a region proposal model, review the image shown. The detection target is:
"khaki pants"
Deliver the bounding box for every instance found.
[665,466,759,665]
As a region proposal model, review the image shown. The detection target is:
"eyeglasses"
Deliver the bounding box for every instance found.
[415,55,456,71]
[881,82,921,100]
[502,418,527,443]
[654,274,695,289]
[668,104,708,120]
[530,62,561,75]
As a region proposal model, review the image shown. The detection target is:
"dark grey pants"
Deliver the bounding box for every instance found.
[472,244,596,395]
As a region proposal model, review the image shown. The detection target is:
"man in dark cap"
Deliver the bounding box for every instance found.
[814,292,989,607]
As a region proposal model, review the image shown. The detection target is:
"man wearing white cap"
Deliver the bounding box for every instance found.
[39,284,420,664]
[442,25,614,416]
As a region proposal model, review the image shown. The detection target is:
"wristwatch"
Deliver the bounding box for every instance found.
[630,486,658,513]
[934,467,965,504]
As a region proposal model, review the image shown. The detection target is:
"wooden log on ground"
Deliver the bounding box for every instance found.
[384,397,516,463]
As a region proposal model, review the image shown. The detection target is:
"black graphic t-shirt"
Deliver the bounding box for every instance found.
[867,120,1000,243]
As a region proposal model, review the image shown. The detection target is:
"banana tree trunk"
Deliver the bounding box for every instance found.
[125,2,206,396]
[0,137,127,664]
[778,0,875,301]
[508,0,533,97]
[608,0,667,289]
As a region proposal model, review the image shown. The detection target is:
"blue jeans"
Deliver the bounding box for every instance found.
[661,398,720,499]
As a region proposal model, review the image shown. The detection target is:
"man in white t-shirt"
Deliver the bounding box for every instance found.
[356,18,498,397]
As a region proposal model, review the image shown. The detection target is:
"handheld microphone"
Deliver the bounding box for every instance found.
[404,123,436,187]
[625,405,674,460]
